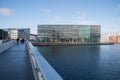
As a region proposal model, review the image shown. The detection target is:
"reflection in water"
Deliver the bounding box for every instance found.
[37,45,120,80]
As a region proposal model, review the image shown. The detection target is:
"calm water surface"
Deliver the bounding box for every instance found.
[37,45,120,80]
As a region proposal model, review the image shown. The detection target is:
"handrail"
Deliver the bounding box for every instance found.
[0,40,16,54]
[26,41,63,80]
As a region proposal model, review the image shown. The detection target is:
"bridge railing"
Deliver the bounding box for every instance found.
[0,40,16,54]
[26,41,63,80]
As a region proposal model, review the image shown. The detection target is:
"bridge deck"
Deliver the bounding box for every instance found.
[0,43,35,80]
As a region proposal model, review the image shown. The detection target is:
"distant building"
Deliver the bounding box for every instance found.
[117,36,120,43]
[5,28,30,40]
[108,33,120,43]
[101,33,110,43]
[0,29,8,40]
[6,28,18,39]
[37,25,101,43]
[109,36,117,43]
[0,29,8,44]
[30,34,37,40]
[18,28,30,40]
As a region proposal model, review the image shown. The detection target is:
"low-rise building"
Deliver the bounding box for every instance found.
[109,36,117,43]
[108,33,120,43]
[30,34,37,40]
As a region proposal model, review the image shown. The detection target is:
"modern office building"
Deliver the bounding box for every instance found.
[6,28,18,39]
[37,25,101,43]
[18,28,30,40]
[5,28,30,40]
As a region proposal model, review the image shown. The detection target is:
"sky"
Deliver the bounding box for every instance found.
[0,0,120,34]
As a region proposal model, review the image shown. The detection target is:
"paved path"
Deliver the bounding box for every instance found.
[0,43,35,80]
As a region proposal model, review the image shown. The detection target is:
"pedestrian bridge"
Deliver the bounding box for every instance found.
[0,40,63,80]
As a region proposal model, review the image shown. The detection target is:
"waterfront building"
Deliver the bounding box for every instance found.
[37,25,101,43]
[30,34,37,40]
[5,28,30,40]
[108,33,120,43]
[6,28,18,39]
[18,28,30,40]
[109,36,117,43]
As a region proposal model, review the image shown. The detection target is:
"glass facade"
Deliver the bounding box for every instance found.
[37,25,101,43]
[18,28,30,40]
[6,28,18,39]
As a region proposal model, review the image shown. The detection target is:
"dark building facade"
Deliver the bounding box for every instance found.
[0,29,8,40]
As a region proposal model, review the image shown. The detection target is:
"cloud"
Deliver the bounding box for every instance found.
[0,8,12,16]
[76,14,97,25]
[51,16,62,22]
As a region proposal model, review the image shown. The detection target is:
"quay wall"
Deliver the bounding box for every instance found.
[32,42,114,46]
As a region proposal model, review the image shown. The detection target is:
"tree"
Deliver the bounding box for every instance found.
[51,30,61,43]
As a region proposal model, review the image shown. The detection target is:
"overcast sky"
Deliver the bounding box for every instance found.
[0,0,120,34]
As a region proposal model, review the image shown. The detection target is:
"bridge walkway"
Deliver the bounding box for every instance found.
[0,42,35,80]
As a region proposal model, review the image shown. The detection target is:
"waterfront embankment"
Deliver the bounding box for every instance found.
[32,42,114,46]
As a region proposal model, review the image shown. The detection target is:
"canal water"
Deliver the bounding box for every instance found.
[36,45,120,80]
